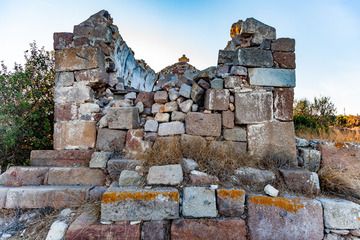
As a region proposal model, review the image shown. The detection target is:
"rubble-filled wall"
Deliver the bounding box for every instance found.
[53,10,296,164]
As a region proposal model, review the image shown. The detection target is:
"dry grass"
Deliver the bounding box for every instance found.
[296,127,360,143]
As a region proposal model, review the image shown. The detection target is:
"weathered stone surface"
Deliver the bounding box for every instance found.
[271,38,295,52]
[31,151,91,169]
[237,48,273,67]
[223,127,247,141]
[280,169,320,195]
[5,186,88,209]
[74,68,108,84]
[190,83,204,103]
[0,187,8,208]
[210,78,224,89]
[124,92,137,99]
[247,121,297,164]
[298,147,321,172]
[147,164,183,185]
[89,151,112,169]
[47,167,105,186]
[125,129,151,157]
[171,111,186,121]
[319,198,360,230]
[66,209,140,240]
[179,99,193,113]
[54,103,78,121]
[273,51,296,69]
[107,107,140,129]
[235,91,273,124]
[295,137,309,147]
[158,121,185,136]
[55,82,94,104]
[208,141,247,156]
[181,158,199,173]
[273,88,294,121]
[264,184,279,197]
[168,88,180,101]
[197,79,210,89]
[54,120,96,150]
[171,219,247,240]
[248,195,324,240]
[216,188,245,217]
[96,128,127,151]
[55,47,104,72]
[46,219,68,240]
[53,32,73,50]
[235,167,276,191]
[118,170,142,186]
[224,75,243,88]
[55,71,74,87]
[0,167,49,187]
[216,65,230,78]
[142,221,170,240]
[154,91,168,104]
[189,170,219,185]
[204,89,230,111]
[135,92,154,108]
[222,111,235,129]
[249,68,296,87]
[101,187,179,221]
[155,112,170,122]
[107,159,142,181]
[237,18,276,45]
[161,101,178,112]
[181,134,207,157]
[218,50,237,65]
[182,187,217,217]
[144,119,158,132]
[230,65,247,76]
[185,113,221,137]
[179,84,191,98]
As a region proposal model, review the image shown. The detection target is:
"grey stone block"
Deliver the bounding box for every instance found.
[248,68,296,87]
[158,122,185,136]
[107,107,140,129]
[182,187,217,218]
[237,49,273,67]
[147,164,183,185]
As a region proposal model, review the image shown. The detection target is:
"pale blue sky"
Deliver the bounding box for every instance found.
[0,0,359,114]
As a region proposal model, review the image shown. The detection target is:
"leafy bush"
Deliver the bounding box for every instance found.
[0,42,54,169]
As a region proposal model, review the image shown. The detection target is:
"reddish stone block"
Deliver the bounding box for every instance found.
[54,104,77,121]
[271,38,295,52]
[280,169,320,195]
[171,219,247,240]
[135,92,155,108]
[96,128,127,152]
[273,88,294,121]
[142,221,170,240]
[30,150,93,167]
[185,113,221,137]
[46,167,105,186]
[222,111,235,129]
[273,51,296,69]
[125,129,152,157]
[0,167,49,187]
[217,188,246,217]
[53,32,73,50]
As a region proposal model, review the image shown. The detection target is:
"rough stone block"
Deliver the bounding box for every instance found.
[218,50,237,65]
[273,87,294,121]
[280,169,320,195]
[204,89,230,111]
[144,119,158,132]
[107,107,140,129]
[271,38,295,52]
[5,186,88,209]
[158,121,185,136]
[197,79,210,90]
[230,65,247,76]
[30,150,93,167]
[55,82,94,104]
[142,221,170,240]
[96,128,127,152]
[55,47,104,72]
[54,103,78,121]
[235,167,275,191]
[249,68,296,87]
[54,121,96,150]
[125,129,151,157]
[107,159,142,181]
[171,111,186,121]
[74,68,108,84]
[53,32,73,50]
[135,92,154,108]
[223,127,247,141]
[154,91,168,104]
[319,198,360,230]
[189,170,219,185]
[101,187,179,221]
[168,88,180,101]
[217,188,246,217]
[298,147,321,172]
[239,18,276,45]
[0,167,48,187]
[46,167,105,186]
[171,219,247,240]
[118,170,142,186]
[222,111,235,129]
[224,75,243,88]
[161,101,178,113]
[273,51,296,69]
[147,164,183,185]
[208,141,247,156]
[89,151,112,169]
[247,121,297,164]
[210,78,224,89]
[185,113,221,137]
[155,112,170,122]
[235,91,273,124]
[179,99,193,113]
[237,48,273,67]
[179,84,191,98]
[190,83,204,103]
[182,187,217,217]
[248,195,324,240]
[55,71,74,87]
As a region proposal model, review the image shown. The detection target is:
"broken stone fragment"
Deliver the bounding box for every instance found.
[190,82,204,103]
[264,184,279,197]
[181,158,199,173]
[189,170,219,185]
[118,170,142,186]
[179,99,193,113]
[280,169,320,195]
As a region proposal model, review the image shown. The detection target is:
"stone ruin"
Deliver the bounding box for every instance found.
[1,10,360,240]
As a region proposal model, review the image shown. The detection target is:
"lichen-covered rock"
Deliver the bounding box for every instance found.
[216,188,245,217]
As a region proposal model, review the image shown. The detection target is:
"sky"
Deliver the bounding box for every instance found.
[0,0,359,114]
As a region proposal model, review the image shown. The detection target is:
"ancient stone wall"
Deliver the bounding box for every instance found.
[53,11,297,164]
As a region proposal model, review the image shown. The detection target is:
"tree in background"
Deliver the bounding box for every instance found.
[0,42,54,169]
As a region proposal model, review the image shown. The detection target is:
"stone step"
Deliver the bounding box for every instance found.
[0,167,106,187]
[0,185,90,209]
[30,150,93,167]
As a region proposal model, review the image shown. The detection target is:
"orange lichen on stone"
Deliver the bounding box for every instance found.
[249,196,305,213]
[230,22,241,38]
[217,189,245,200]
[102,191,179,204]
[335,142,345,148]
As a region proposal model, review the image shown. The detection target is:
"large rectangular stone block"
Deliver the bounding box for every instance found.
[248,68,296,87]
[235,91,273,124]
[30,150,93,167]
[107,107,140,129]
[101,187,179,221]
[96,128,127,151]
[46,167,105,186]
[185,113,221,137]
[273,88,294,121]
[182,187,217,218]
[247,121,297,164]
[204,89,230,111]
[55,82,94,104]
[54,120,96,150]
[216,188,246,217]
[0,167,49,187]
[55,47,104,72]
[237,48,273,67]
[158,121,185,136]
[248,195,324,240]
